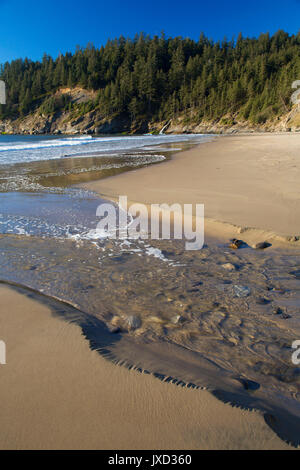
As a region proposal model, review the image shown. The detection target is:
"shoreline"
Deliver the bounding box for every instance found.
[81,133,300,248]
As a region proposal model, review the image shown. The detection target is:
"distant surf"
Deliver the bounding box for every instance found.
[0,133,211,165]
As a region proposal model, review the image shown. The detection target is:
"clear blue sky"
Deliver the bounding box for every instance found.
[1,0,300,63]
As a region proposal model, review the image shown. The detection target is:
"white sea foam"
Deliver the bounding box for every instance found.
[0,134,212,165]
[0,135,95,151]
[0,154,166,192]
[67,229,110,241]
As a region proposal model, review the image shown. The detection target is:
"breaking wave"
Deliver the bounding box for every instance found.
[0,133,212,165]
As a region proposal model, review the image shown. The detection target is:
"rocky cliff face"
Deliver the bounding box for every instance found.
[0,87,148,135]
[2,111,300,136]
[151,105,300,135]
[1,87,300,135]
[0,110,133,135]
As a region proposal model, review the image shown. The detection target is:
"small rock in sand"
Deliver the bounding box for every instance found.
[253,241,272,250]
[256,297,271,305]
[126,315,142,330]
[239,378,260,391]
[108,325,121,334]
[268,286,286,294]
[273,307,291,319]
[233,285,251,298]
[221,263,236,271]
[282,313,292,319]
[229,238,244,249]
[274,307,285,315]
[171,315,184,324]
[108,316,122,333]
[290,270,300,280]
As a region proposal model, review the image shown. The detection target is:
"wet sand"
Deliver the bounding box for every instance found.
[83,133,300,246]
[0,285,290,450]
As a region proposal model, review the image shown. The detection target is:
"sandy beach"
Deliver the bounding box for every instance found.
[0,284,290,450]
[83,133,300,246]
[1,133,300,449]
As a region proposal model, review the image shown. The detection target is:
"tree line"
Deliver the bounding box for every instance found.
[0,30,300,125]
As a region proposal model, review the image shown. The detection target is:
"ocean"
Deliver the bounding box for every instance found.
[0,133,210,165]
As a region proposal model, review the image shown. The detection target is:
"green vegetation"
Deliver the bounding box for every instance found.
[0,31,300,125]
[39,94,71,115]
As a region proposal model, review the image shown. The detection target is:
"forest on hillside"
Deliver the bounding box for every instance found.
[0,30,300,126]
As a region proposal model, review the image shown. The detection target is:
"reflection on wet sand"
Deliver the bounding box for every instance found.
[0,141,194,192]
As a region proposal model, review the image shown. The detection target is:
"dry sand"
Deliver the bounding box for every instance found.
[0,285,290,450]
[83,133,300,245]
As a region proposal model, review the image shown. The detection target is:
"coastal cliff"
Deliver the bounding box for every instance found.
[0,87,299,136]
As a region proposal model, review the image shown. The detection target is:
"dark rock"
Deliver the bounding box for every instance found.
[161,250,176,258]
[274,307,286,316]
[253,241,272,250]
[256,297,271,305]
[108,326,121,334]
[229,238,244,249]
[290,270,300,280]
[239,378,260,391]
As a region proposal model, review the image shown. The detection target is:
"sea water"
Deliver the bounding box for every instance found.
[0,133,211,165]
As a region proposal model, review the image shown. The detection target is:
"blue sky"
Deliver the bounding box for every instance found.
[1,0,300,63]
